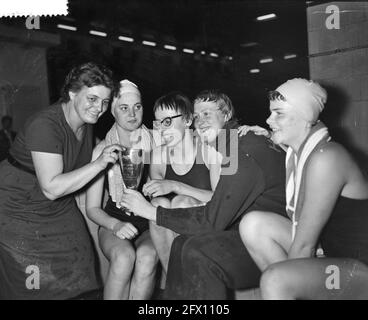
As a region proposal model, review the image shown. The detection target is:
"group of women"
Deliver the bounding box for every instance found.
[0,62,367,299]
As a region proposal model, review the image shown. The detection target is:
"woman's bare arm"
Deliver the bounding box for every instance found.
[144,144,215,202]
[85,141,121,231]
[32,142,121,200]
[288,145,346,259]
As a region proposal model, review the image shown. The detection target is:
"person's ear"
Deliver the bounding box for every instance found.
[185,116,193,127]
[224,112,230,123]
[110,98,118,118]
[68,91,77,101]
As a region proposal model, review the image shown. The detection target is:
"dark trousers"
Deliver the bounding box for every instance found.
[164,229,261,300]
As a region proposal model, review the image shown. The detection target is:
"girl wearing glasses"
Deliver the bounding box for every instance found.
[145,92,221,280]
[86,80,158,300]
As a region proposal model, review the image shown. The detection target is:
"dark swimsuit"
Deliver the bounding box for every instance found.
[319,195,368,265]
[104,142,212,234]
[104,164,150,235]
[164,143,212,200]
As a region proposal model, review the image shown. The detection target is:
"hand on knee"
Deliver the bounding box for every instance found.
[171,195,200,208]
[151,197,171,208]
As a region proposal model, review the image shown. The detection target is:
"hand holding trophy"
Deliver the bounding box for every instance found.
[117,147,144,215]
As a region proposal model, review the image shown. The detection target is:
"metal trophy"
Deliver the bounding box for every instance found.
[117,147,144,215]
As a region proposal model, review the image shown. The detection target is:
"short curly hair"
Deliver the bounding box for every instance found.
[60,62,114,103]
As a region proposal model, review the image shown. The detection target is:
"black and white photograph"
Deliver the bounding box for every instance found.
[0,0,368,304]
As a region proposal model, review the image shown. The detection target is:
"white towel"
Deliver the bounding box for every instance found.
[285,122,330,240]
[105,123,152,209]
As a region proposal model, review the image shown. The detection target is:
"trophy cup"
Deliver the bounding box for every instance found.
[117,147,144,214]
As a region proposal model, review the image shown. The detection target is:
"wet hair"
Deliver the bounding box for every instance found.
[60,62,114,103]
[153,91,193,121]
[268,90,286,102]
[194,89,235,121]
[1,115,12,125]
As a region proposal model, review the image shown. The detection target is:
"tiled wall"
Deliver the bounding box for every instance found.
[307,1,368,170]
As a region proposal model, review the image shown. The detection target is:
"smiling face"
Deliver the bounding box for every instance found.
[193,100,227,143]
[266,99,306,147]
[70,85,111,124]
[154,107,189,147]
[111,92,143,132]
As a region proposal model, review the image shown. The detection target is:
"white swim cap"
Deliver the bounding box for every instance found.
[118,79,141,98]
[275,78,327,123]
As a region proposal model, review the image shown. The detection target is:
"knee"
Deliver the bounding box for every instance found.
[135,245,159,278]
[149,219,166,236]
[260,264,292,299]
[109,246,136,276]
[239,211,269,249]
[151,197,171,208]
[171,195,200,208]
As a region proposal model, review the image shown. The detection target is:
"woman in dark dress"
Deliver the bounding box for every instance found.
[0,62,121,299]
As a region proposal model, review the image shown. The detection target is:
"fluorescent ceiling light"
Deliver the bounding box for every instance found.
[118,36,134,42]
[227,56,233,60]
[201,51,206,55]
[89,30,107,37]
[240,42,258,48]
[164,45,176,51]
[183,48,194,54]
[142,40,156,47]
[256,13,277,21]
[57,24,77,31]
[250,69,260,73]
[260,57,273,64]
[284,54,297,60]
[210,52,219,58]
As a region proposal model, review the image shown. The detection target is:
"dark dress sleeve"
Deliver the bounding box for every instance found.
[25,116,63,154]
[156,150,265,235]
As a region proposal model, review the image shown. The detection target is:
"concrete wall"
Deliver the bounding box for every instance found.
[307,1,368,169]
[0,25,59,130]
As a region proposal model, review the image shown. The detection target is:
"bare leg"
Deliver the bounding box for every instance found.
[158,195,201,273]
[260,258,368,300]
[239,211,292,271]
[150,195,202,289]
[149,197,172,275]
[129,230,159,300]
[99,227,135,300]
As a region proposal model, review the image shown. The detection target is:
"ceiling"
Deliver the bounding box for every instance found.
[61,0,310,60]
[0,0,323,131]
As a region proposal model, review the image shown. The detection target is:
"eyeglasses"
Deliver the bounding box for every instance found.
[193,108,220,123]
[153,114,182,129]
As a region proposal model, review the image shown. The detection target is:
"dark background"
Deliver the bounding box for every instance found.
[1,0,315,139]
